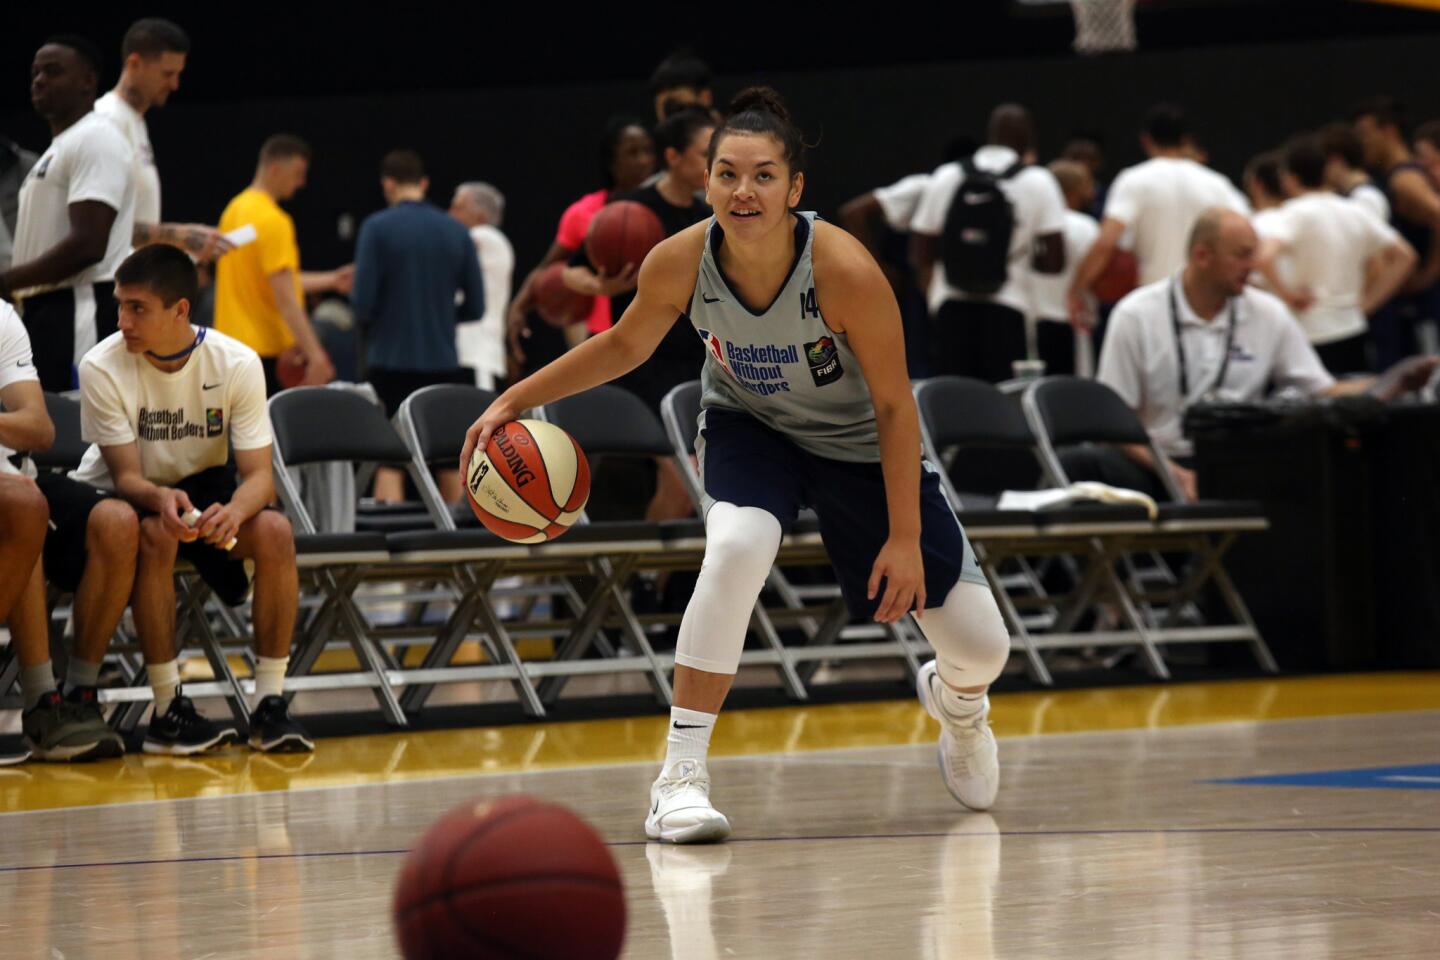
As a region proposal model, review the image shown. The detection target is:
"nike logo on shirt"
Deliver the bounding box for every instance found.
[203,382,222,390]
[701,292,722,304]
[16,360,31,367]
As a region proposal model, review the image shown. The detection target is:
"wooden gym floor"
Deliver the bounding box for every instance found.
[0,671,1436,958]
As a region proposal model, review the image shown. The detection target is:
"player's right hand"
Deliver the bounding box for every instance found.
[300,348,335,386]
[459,396,520,479]
[160,488,199,542]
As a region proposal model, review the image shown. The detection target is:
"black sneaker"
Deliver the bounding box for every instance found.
[23,689,125,763]
[248,696,315,754]
[0,733,31,766]
[143,693,241,756]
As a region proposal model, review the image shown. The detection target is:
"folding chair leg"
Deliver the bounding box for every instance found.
[601,574,673,707]
[795,599,850,685]
[467,587,548,717]
[1098,555,1170,680]
[1209,556,1280,674]
[185,590,252,728]
[979,554,1052,687]
[889,617,924,679]
[398,590,486,714]
[537,555,639,705]
[0,647,18,702]
[748,602,808,700]
[322,570,407,726]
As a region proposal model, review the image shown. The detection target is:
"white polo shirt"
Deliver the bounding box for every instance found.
[1254,191,1402,345]
[0,301,39,476]
[11,111,136,297]
[1103,157,1250,286]
[1027,208,1100,322]
[911,146,1068,315]
[94,91,161,227]
[1098,277,1335,458]
[456,223,514,390]
[873,172,935,233]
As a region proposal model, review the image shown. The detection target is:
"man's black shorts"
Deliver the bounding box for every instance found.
[35,473,119,592]
[156,465,257,607]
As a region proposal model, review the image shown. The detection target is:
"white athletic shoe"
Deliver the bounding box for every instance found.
[916,660,1000,811]
[645,759,732,844]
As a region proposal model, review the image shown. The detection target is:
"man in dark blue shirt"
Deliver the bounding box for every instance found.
[352,149,484,501]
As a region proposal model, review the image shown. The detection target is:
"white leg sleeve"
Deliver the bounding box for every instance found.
[673,502,783,676]
[914,579,1011,690]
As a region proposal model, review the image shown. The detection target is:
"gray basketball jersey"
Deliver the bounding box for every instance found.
[690,212,880,463]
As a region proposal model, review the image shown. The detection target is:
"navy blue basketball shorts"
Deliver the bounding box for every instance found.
[697,407,987,620]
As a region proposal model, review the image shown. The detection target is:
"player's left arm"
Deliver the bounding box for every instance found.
[814,222,925,624]
[196,358,275,546]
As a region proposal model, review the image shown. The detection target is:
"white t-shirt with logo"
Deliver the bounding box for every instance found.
[1103,157,1250,286]
[456,224,514,390]
[11,111,136,297]
[874,172,935,233]
[911,146,1068,315]
[1253,191,1402,345]
[1098,277,1334,458]
[72,328,271,488]
[0,301,40,476]
[1027,209,1100,322]
[94,91,161,227]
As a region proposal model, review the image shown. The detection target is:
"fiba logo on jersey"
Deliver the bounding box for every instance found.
[804,336,844,387]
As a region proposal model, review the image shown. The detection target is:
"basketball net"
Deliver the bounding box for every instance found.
[1069,0,1138,54]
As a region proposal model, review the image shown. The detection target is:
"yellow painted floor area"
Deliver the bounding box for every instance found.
[3,672,1437,815]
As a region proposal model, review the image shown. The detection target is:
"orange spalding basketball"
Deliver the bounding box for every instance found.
[393,795,626,960]
[585,200,666,277]
[465,419,590,543]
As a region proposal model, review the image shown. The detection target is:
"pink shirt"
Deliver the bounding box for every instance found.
[556,189,611,333]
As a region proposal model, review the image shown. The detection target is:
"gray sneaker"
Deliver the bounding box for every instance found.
[23,690,125,762]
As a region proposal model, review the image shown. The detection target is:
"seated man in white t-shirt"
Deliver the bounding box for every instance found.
[1081,209,1437,501]
[73,244,311,755]
[1254,135,1416,375]
[0,300,56,763]
[0,300,134,764]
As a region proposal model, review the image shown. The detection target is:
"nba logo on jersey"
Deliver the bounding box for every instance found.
[804,336,844,387]
[206,408,224,437]
[696,328,735,377]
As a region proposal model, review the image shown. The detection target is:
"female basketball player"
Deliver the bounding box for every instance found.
[463,88,1011,844]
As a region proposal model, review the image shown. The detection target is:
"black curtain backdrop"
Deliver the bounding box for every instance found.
[3,33,1439,280]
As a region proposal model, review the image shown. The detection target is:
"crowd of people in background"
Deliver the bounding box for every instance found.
[1,20,1439,766]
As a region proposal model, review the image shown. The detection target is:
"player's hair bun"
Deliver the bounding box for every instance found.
[728,86,791,123]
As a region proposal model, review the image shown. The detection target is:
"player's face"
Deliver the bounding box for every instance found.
[1353,116,1386,169]
[31,45,92,118]
[136,52,187,107]
[1208,226,1258,297]
[116,284,188,354]
[704,133,804,238]
[611,126,656,194]
[1415,140,1440,184]
[274,158,309,200]
[668,126,713,193]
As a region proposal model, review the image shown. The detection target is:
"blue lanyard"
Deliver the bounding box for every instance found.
[146,326,207,362]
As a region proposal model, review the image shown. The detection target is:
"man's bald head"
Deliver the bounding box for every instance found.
[1187,208,1257,298]
[988,103,1034,155]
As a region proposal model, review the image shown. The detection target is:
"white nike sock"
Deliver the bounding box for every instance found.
[663,707,717,770]
[150,659,181,716]
[253,656,288,703]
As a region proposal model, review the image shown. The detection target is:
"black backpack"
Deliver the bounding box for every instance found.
[940,158,1025,296]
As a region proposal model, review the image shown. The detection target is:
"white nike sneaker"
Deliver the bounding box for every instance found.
[645,759,732,844]
[916,660,1000,811]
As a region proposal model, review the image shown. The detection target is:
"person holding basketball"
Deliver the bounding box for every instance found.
[463,88,1011,844]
